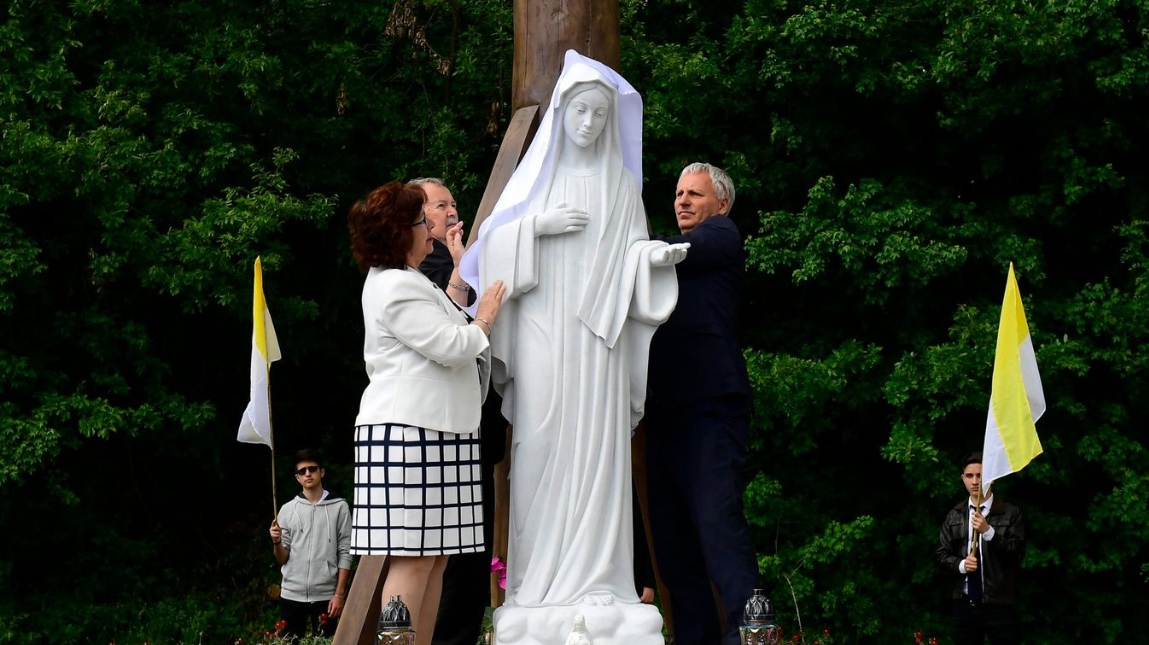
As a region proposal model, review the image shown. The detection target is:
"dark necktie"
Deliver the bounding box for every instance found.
[967,505,984,602]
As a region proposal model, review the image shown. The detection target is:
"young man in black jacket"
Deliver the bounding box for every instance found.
[936,452,1026,645]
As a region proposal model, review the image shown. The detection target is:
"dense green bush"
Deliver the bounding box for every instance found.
[627,1,1149,642]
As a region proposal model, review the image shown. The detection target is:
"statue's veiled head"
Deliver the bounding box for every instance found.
[458,51,643,295]
[562,82,613,150]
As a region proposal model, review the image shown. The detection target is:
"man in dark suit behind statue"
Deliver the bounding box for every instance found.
[645,162,759,645]
[410,177,506,645]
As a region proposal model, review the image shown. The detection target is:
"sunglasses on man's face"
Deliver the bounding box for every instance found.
[295,465,321,476]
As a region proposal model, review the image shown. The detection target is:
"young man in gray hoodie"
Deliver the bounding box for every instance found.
[269,448,352,641]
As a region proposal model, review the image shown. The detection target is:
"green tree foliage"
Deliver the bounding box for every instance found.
[0,0,511,641]
[627,0,1149,642]
[2,0,1147,643]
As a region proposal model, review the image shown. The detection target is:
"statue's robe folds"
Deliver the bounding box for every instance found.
[480,165,678,609]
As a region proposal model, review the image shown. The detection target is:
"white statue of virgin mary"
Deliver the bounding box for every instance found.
[461,51,687,645]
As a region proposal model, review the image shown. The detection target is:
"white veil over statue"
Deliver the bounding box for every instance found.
[460,51,681,634]
[460,50,644,299]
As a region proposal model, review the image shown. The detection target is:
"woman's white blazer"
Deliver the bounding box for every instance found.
[354,266,491,434]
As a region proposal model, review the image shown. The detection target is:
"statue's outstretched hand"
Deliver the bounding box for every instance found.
[650,242,690,267]
[536,204,589,236]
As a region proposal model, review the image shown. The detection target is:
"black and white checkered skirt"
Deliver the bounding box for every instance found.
[351,423,484,556]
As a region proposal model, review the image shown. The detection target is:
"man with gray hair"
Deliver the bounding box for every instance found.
[644,163,758,645]
[409,177,472,306]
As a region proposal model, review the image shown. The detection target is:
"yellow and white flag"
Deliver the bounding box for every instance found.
[981,263,1045,494]
[237,257,282,447]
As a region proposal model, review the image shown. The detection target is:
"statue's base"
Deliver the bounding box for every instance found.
[493,602,664,645]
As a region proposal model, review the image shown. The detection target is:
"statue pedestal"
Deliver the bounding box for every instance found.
[493,602,664,645]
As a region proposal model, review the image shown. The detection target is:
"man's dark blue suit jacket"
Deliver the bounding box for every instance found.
[647,216,751,408]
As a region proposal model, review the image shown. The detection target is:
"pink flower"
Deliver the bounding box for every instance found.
[491,556,508,589]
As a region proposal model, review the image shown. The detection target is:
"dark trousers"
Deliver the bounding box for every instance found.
[953,600,1019,645]
[280,598,336,642]
[633,481,657,595]
[431,458,495,645]
[646,396,759,645]
[432,392,505,645]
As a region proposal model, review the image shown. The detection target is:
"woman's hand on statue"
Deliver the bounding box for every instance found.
[650,242,690,267]
[536,204,589,236]
[446,221,466,265]
[474,280,507,331]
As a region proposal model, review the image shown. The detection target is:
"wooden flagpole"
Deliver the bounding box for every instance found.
[269,370,278,519]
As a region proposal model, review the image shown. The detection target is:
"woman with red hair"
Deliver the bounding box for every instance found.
[347,180,505,644]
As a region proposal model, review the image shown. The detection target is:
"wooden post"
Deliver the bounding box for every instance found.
[332,556,388,645]
[632,421,675,633]
[512,0,620,113]
[466,105,539,245]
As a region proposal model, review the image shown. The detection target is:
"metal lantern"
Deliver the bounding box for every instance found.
[739,589,780,645]
[377,595,416,645]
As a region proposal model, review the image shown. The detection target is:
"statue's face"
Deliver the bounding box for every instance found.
[563,86,611,149]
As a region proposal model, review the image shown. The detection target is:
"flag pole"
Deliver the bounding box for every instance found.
[970,489,981,558]
[237,255,284,522]
[269,369,278,520]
